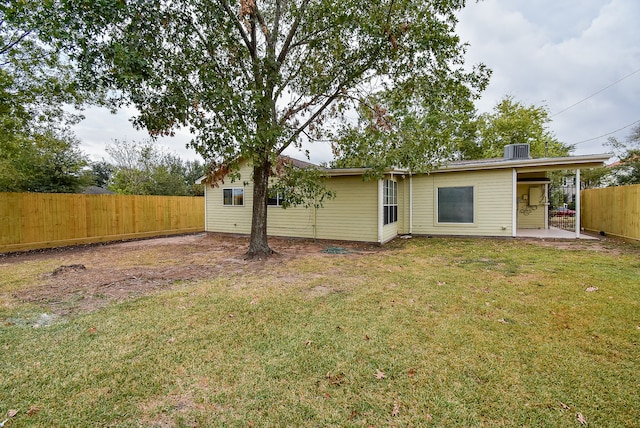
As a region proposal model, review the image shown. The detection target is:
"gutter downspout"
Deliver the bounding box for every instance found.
[378,179,384,243]
[575,168,581,239]
[512,168,517,237]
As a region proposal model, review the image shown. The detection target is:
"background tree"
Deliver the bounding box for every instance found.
[0,127,91,192]
[0,1,93,193]
[106,139,205,196]
[606,123,640,186]
[457,96,571,160]
[45,0,489,257]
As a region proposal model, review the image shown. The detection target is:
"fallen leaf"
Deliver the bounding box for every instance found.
[559,401,570,410]
[375,369,386,380]
[27,406,40,416]
[577,412,587,425]
[408,368,417,378]
[7,409,18,418]
[324,392,331,399]
[349,409,358,420]
[426,413,433,421]
[88,327,97,333]
[392,403,400,417]
[437,281,446,286]
[364,334,370,341]
[585,286,598,292]
[497,318,508,324]
[304,339,313,346]
[166,337,176,344]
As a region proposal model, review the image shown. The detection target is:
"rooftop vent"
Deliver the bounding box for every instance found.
[504,144,531,160]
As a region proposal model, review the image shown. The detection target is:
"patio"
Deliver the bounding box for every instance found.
[516,227,599,240]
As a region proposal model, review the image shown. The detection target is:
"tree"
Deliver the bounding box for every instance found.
[44,0,489,257]
[0,127,91,193]
[607,123,640,185]
[458,96,571,160]
[105,139,205,196]
[0,2,94,193]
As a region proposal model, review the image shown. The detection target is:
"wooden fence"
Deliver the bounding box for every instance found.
[0,193,205,253]
[581,184,640,241]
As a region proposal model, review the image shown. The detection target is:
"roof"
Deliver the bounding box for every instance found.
[196,153,611,183]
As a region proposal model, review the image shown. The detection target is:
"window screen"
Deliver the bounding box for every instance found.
[438,186,473,223]
[223,188,244,206]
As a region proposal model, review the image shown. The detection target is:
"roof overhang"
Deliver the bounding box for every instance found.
[435,154,611,174]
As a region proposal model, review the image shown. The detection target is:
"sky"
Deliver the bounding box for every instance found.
[73,0,640,164]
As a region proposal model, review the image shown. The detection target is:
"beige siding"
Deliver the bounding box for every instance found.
[397,176,410,235]
[315,176,379,242]
[204,163,380,242]
[516,183,547,228]
[204,162,254,234]
[412,169,513,237]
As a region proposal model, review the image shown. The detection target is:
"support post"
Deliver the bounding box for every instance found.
[575,169,581,239]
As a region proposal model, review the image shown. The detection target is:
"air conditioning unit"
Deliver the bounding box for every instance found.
[504,144,531,160]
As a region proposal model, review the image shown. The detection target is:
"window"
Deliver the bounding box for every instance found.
[383,179,398,225]
[267,189,286,206]
[438,186,473,223]
[223,188,244,206]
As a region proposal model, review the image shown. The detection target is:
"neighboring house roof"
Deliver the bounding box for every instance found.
[82,186,115,195]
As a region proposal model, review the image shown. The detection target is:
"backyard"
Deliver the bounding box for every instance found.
[1,233,639,427]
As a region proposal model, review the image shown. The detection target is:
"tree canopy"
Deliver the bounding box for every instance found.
[41,0,489,256]
[105,139,205,196]
[0,1,95,193]
[607,123,640,186]
[457,96,571,160]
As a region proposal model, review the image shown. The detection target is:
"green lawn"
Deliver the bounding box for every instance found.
[1,237,639,427]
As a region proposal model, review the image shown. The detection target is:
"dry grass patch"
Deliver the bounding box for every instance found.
[1,235,639,427]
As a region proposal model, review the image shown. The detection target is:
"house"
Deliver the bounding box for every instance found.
[198,145,609,243]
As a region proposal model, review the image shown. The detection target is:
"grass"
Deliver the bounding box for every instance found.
[1,237,639,427]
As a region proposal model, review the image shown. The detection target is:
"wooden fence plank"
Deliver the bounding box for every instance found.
[581,184,640,241]
[0,193,204,253]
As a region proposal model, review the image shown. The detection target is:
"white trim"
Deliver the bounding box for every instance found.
[544,182,549,230]
[512,168,517,237]
[378,179,383,243]
[575,169,581,238]
[409,174,413,234]
[203,184,208,231]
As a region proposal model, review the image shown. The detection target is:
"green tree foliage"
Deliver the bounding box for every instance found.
[45,0,489,256]
[0,128,91,193]
[607,123,640,185]
[458,96,571,160]
[0,1,94,193]
[105,139,205,196]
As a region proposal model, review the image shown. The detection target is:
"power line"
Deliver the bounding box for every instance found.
[551,67,640,118]
[569,118,640,146]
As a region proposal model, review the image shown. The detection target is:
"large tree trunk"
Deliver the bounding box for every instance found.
[246,158,274,259]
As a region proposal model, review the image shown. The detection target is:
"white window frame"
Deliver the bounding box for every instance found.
[383,179,398,225]
[267,189,286,207]
[223,188,244,206]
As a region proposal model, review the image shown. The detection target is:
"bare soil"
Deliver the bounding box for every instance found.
[3,233,634,318]
[1,233,381,316]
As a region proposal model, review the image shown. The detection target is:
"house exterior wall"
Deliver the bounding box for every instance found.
[516,183,547,229]
[397,176,410,235]
[315,175,379,242]
[411,169,513,237]
[203,162,381,242]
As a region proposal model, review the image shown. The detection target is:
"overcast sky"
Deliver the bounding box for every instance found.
[73,0,640,164]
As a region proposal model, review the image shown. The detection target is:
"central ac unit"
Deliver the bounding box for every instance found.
[504,144,531,160]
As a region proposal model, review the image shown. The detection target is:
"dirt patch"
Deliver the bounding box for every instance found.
[524,236,639,255]
[4,233,381,316]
